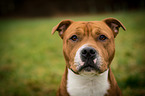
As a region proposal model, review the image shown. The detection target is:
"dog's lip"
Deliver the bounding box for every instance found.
[83,66,96,72]
[79,64,98,72]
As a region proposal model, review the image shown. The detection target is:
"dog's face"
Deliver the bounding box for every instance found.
[52,18,126,75]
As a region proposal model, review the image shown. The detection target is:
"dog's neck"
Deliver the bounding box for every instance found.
[67,68,110,96]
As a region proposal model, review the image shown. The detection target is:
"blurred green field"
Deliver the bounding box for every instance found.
[0,10,145,96]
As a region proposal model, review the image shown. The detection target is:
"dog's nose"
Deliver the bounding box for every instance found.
[81,47,96,58]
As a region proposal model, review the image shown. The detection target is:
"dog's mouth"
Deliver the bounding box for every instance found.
[79,58,98,72]
[80,66,96,72]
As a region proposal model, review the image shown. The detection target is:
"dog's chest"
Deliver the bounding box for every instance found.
[67,69,110,96]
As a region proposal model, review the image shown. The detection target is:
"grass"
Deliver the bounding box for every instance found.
[0,10,145,96]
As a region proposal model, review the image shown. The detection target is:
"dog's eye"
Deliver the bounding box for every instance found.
[70,35,78,41]
[99,35,107,41]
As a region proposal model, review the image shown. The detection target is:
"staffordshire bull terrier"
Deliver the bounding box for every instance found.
[51,18,126,96]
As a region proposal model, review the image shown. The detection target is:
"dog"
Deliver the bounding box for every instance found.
[51,18,126,96]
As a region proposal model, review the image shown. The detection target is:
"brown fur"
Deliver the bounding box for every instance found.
[57,67,69,96]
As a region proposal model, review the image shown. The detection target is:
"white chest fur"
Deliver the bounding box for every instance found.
[67,69,110,96]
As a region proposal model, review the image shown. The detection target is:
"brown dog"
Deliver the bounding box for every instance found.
[52,18,126,96]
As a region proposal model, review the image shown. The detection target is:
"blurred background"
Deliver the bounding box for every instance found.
[0,0,145,17]
[0,0,145,96]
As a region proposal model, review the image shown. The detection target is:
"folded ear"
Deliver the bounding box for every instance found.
[103,18,126,38]
[51,19,73,39]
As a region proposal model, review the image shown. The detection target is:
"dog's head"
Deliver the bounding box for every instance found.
[52,18,126,75]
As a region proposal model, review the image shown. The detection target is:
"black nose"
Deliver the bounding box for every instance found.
[81,47,96,58]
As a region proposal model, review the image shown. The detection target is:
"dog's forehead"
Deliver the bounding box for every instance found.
[65,21,112,35]
[70,21,105,28]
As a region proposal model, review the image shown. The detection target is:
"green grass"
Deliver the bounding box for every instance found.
[0,10,145,96]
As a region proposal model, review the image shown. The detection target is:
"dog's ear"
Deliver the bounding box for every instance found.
[103,18,126,38]
[51,19,73,39]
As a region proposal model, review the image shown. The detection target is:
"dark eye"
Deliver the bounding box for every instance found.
[70,35,78,41]
[99,35,107,41]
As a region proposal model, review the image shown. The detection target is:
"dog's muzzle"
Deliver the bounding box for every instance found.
[79,47,98,72]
